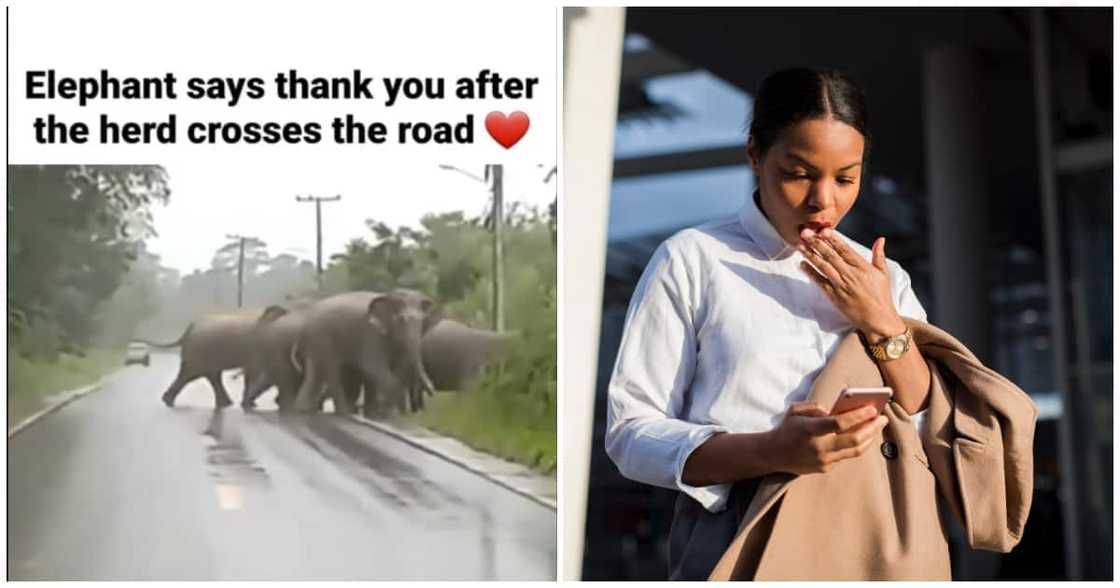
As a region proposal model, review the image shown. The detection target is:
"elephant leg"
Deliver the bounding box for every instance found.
[275,379,296,411]
[340,366,363,413]
[315,367,335,412]
[241,369,273,410]
[362,368,406,417]
[359,376,380,418]
[385,373,407,414]
[323,362,353,416]
[161,371,192,407]
[295,358,322,412]
[208,372,234,409]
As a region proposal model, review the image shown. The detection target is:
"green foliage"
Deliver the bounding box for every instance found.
[8,165,170,359]
[413,289,557,473]
[410,383,556,473]
[331,221,439,294]
[330,206,557,471]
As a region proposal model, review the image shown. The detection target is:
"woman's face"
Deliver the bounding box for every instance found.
[747,118,865,248]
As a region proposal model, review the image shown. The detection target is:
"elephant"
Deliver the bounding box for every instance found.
[293,289,441,416]
[134,308,263,408]
[407,319,513,411]
[240,302,314,411]
[239,303,388,414]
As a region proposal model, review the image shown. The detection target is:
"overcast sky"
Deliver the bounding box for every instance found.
[146,159,556,275]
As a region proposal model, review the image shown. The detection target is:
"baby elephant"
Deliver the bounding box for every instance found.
[134,308,263,408]
[240,302,314,411]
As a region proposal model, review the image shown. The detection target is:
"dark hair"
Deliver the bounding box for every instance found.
[748,68,871,163]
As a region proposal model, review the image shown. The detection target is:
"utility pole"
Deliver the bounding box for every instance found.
[487,165,505,333]
[225,233,251,308]
[295,195,342,291]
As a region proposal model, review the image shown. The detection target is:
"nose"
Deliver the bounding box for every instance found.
[807,180,835,211]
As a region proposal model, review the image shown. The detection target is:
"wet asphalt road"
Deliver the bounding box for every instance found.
[8,353,556,580]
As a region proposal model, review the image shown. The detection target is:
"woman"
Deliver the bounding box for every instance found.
[604,68,933,579]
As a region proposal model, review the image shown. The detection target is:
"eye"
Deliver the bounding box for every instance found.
[782,169,811,181]
[837,177,856,185]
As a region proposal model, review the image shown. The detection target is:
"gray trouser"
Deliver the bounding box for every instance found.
[668,479,761,580]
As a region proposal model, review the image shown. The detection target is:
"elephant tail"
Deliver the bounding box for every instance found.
[132,324,193,349]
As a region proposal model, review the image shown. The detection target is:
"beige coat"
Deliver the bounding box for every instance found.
[709,318,1038,580]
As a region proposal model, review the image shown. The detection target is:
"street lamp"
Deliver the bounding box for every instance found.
[437,164,487,184]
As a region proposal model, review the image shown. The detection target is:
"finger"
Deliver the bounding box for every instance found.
[809,414,844,435]
[830,430,864,451]
[789,401,828,417]
[826,432,879,463]
[799,258,839,295]
[871,236,887,272]
[799,259,833,289]
[833,404,881,431]
[811,405,879,435]
[817,227,865,267]
[829,415,887,451]
[800,229,848,276]
[847,414,890,446]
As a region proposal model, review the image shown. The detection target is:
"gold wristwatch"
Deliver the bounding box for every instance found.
[863,326,912,362]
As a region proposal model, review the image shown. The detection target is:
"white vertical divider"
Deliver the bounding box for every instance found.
[559,6,625,582]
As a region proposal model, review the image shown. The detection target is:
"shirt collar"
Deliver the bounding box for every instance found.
[739,189,798,261]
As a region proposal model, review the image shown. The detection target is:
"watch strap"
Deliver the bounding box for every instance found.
[862,326,911,362]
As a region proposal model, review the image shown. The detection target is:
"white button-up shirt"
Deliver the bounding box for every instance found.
[605,194,928,513]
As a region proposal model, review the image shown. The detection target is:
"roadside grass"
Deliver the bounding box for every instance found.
[8,349,124,428]
[404,296,556,475]
[407,385,556,475]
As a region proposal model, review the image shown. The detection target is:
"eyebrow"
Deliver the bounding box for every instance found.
[785,153,862,172]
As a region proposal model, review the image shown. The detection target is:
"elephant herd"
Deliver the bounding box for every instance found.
[135,289,510,416]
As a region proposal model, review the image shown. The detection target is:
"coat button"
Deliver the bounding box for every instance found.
[881,441,898,460]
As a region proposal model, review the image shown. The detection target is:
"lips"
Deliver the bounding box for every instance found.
[798,221,833,233]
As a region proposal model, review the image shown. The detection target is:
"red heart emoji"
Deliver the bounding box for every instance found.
[485,111,530,149]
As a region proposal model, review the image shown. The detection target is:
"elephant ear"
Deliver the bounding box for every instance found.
[258,305,289,324]
[420,297,443,334]
[368,294,405,334]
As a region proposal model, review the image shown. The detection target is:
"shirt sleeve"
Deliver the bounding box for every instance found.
[604,241,734,512]
[890,261,930,435]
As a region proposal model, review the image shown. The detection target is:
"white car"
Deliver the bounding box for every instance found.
[125,342,150,367]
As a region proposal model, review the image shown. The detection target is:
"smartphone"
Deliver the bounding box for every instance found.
[830,386,893,416]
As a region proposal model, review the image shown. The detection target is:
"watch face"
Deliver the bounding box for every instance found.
[886,338,906,358]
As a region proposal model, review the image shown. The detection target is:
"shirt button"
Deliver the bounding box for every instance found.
[880,441,898,460]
